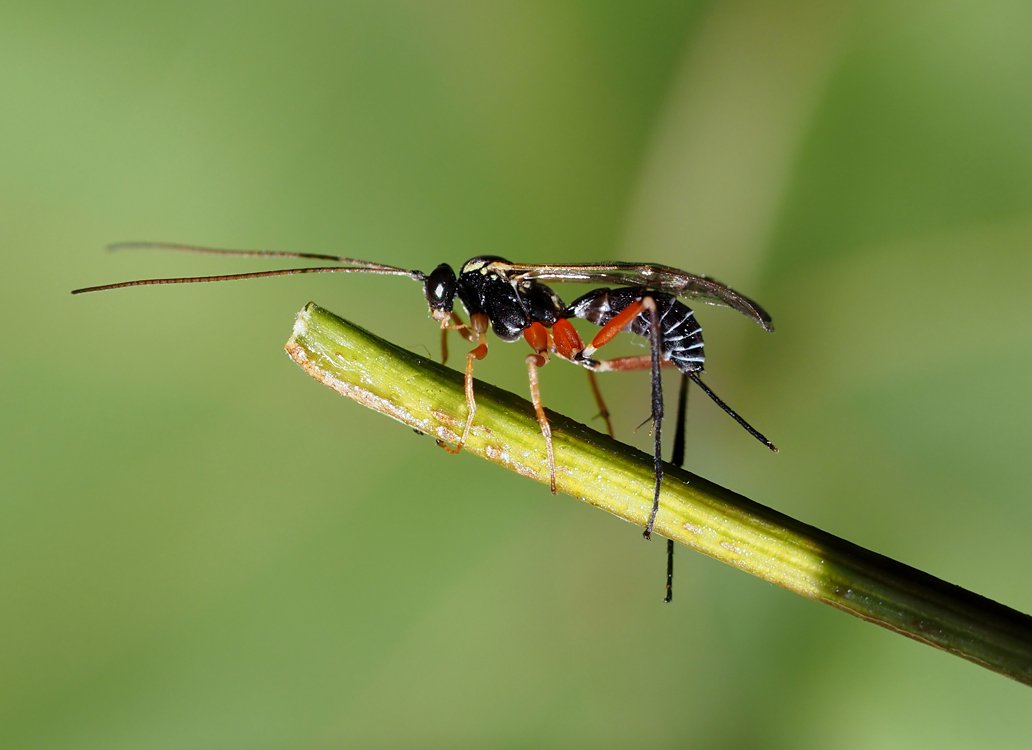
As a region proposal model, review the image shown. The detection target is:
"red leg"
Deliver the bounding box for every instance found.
[551,318,583,360]
[585,355,677,373]
[525,354,556,494]
[523,323,557,493]
[442,313,489,455]
[585,371,615,438]
[581,299,646,357]
[567,296,667,539]
[439,311,475,365]
[552,318,615,436]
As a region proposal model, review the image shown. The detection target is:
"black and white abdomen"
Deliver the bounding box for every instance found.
[564,287,706,373]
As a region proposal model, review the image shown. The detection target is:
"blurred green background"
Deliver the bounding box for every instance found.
[4,1,1031,747]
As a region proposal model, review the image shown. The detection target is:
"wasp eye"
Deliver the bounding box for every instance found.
[424,263,457,317]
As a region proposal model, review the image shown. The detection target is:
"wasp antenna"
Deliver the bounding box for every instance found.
[106,241,418,275]
[687,373,777,452]
[71,264,423,295]
[107,241,349,262]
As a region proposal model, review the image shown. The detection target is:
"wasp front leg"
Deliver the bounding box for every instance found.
[441,312,489,455]
[439,311,476,365]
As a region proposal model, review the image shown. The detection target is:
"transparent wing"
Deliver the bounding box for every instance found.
[496,261,773,332]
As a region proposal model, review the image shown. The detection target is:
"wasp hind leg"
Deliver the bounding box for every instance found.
[664,372,690,603]
[572,295,667,541]
[641,296,665,541]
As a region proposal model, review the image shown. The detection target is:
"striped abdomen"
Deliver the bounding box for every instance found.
[564,287,706,373]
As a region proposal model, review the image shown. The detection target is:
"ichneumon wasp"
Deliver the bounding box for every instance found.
[74,242,778,598]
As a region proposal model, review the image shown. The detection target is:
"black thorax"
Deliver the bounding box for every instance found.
[456,256,565,341]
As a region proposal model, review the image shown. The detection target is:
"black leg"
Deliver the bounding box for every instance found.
[665,373,689,603]
[643,297,664,540]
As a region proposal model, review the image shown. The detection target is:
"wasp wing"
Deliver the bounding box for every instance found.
[497,262,773,332]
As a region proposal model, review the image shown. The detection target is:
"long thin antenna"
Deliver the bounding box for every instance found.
[71,265,424,295]
[74,240,427,295]
[107,241,405,270]
[688,373,777,452]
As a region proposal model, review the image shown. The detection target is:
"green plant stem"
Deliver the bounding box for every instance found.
[286,302,1032,686]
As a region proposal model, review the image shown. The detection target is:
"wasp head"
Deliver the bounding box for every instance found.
[423,263,457,322]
